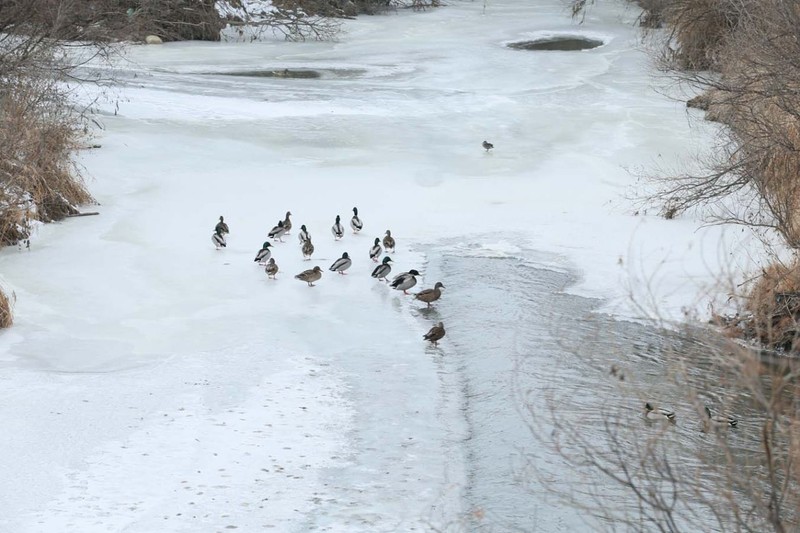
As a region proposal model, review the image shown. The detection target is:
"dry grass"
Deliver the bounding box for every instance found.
[738,261,800,352]
[0,75,94,245]
[0,287,14,328]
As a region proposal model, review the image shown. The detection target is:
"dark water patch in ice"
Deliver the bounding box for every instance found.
[419,246,768,531]
[507,36,604,51]
[206,68,368,80]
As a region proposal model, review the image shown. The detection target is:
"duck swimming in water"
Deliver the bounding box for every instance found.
[704,405,738,429]
[371,256,393,281]
[390,269,420,295]
[329,252,352,275]
[644,402,676,422]
[254,242,272,264]
[351,207,363,233]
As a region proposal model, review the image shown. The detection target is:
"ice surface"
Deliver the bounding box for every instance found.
[0,0,766,531]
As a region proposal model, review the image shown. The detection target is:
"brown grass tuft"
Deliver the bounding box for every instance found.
[743,261,800,351]
[0,286,14,328]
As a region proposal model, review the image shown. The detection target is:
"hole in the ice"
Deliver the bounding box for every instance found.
[506,36,604,51]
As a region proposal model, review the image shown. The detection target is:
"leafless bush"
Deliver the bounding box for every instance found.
[0,286,14,328]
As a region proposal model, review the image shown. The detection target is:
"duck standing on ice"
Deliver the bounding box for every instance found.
[215,216,230,235]
[371,256,392,281]
[212,228,227,249]
[350,207,363,233]
[415,282,445,308]
[390,269,420,294]
[369,238,382,262]
[268,220,287,242]
[423,322,446,346]
[282,211,292,234]
[383,230,395,253]
[295,266,323,286]
[329,252,352,275]
[265,258,279,279]
[298,224,310,244]
[302,236,315,260]
[331,215,344,240]
[254,241,272,264]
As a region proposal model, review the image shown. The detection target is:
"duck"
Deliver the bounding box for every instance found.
[369,238,382,262]
[414,282,445,308]
[268,220,286,242]
[704,405,738,429]
[212,229,227,249]
[482,140,494,152]
[295,266,322,286]
[371,256,393,281]
[332,215,344,240]
[423,322,446,346]
[644,402,676,422]
[390,269,420,294]
[265,258,279,279]
[254,241,272,264]
[383,230,395,253]
[329,252,352,275]
[282,211,292,234]
[215,216,229,235]
[350,207,363,233]
[298,224,310,244]
[301,236,315,260]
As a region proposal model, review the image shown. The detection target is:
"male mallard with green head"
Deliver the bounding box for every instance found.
[295,266,322,286]
[704,405,738,429]
[351,207,363,233]
[265,258,279,279]
[644,402,676,422]
[371,256,393,281]
[254,241,272,264]
[383,230,395,253]
[390,269,420,294]
[302,236,315,260]
[332,215,344,240]
[369,238,382,262]
[298,224,310,244]
[414,282,445,308]
[423,322,446,346]
[329,252,352,275]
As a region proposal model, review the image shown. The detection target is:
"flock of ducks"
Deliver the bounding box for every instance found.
[644,402,739,431]
[211,209,447,346]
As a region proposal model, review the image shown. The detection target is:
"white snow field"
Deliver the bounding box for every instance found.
[0,1,762,532]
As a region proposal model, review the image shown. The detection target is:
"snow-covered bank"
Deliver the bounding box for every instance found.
[0,0,764,530]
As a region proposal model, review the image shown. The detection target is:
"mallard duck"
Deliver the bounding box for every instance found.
[383,230,395,253]
[295,266,322,286]
[254,241,272,264]
[212,229,227,249]
[332,215,344,240]
[704,405,738,428]
[414,282,445,308]
[265,257,279,279]
[369,238,382,262]
[302,236,315,260]
[298,224,310,244]
[268,220,286,242]
[644,402,676,422]
[390,269,420,294]
[482,140,493,152]
[351,207,363,233]
[423,322,446,346]
[282,211,292,234]
[215,216,229,235]
[371,256,393,281]
[329,252,352,274]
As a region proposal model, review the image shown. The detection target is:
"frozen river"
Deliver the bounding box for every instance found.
[0,1,752,531]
